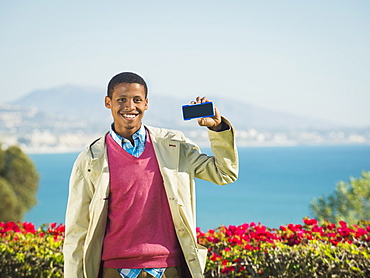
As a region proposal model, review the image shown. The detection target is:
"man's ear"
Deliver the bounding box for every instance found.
[105,96,111,109]
[144,98,149,110]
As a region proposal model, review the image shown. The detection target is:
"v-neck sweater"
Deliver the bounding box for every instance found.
[102,133,182,269]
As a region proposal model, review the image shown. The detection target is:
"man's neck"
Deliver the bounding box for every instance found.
[119,130,136,145]
[112,125,141,145]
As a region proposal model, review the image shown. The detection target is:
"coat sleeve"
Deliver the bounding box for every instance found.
[63,152,94,278]
[184,117,238,185]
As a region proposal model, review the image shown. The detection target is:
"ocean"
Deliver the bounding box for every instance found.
[25,145,370,231]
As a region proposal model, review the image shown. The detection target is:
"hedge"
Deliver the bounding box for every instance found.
[1,218,369,277]
[0,222,64,278]
[197,218,370,277]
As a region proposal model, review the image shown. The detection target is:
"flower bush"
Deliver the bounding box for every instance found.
[197,218,370,277]
[0,221,64,278]
[1,218,369,277]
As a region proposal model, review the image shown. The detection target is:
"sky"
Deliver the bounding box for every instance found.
[1,0,369,127]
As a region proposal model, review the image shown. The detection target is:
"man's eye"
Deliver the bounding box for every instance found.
[134,98,142,102]
[118,98,126,102]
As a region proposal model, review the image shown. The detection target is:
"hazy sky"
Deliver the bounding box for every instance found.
[1,0,369,127]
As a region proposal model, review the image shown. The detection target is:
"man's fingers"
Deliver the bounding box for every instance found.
[193,96,209,104]
[197,117,207,126]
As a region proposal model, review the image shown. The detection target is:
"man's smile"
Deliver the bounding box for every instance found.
[120,113,139,119]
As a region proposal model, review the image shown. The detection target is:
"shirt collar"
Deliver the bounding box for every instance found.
[110,123,146,145]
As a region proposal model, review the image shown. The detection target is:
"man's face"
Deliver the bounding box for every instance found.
[105,82,148,138]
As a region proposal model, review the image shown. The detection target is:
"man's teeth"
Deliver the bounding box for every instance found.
[122,114,137,118]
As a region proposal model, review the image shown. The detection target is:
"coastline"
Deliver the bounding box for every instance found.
[22,141,370,154]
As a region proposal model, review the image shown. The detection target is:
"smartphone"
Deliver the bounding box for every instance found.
[182,102,215,121]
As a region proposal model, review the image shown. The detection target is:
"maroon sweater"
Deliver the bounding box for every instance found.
[102,134,182,268]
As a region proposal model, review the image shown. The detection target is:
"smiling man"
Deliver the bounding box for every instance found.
[63,72,238,278]
[105,78,149,143]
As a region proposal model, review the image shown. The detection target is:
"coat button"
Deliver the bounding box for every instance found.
[169,197,175,201]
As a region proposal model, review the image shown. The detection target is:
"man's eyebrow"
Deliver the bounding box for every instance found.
[116,95,145,99]
[116,95,143,98]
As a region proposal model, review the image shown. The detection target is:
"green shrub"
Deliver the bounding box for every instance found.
[197,218,370,277]
[311,171,370,225]
[0,222,64,278]
[0,145,39,222]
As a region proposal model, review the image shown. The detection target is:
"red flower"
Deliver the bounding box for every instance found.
[22,222,36,234]
[244,244,253,250]
[221,266,235,274]
[303,218,318,226]
[209,252,222,262]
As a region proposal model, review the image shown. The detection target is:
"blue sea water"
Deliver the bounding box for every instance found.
[25,145,370,231]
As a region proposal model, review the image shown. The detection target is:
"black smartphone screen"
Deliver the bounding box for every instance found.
[182,102,214,120]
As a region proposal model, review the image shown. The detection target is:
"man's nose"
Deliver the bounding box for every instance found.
[124,100,135,110]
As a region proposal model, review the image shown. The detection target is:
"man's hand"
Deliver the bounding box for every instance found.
[191,96,223,131]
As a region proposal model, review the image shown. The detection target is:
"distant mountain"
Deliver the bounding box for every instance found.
[11,85,107,120]
[9,85,338,132]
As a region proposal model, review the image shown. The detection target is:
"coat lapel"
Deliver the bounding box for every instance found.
[88,134,110,197]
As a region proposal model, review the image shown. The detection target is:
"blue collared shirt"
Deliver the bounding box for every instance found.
[109,124,165,278]
[109,124,147,157]
[117,268,165,278]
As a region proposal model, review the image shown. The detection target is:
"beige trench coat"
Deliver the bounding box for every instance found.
[63,119,238,278]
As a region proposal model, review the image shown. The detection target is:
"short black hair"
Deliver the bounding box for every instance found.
[107,72,148,98]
